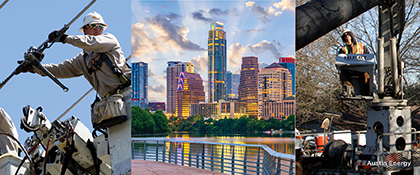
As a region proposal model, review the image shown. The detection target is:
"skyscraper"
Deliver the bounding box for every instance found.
[167,61,181,113]
[176,72,205,118]
[238,56,259,117]
[279,57,296,95]
[226,71,240,99]
[231,74,240,99]
[226,71,232,99]
[167,61,194,114]
[132,62,148,108]
[258,62,293,120]
[208,21,227,103]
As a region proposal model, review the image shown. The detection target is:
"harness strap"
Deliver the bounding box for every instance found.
[87,53,108,74]
[85,53,130,87]
[61,132,76,175]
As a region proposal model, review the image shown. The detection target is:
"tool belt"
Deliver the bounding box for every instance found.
[91,93,127,129]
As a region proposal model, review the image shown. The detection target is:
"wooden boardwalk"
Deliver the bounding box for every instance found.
[131,159,227,175]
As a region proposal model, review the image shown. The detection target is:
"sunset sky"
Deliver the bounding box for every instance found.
[131,0,295,102]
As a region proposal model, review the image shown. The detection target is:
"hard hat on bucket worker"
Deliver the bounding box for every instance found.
[342,29,352,37]
[341,28,357,44]
[79,11,108,33]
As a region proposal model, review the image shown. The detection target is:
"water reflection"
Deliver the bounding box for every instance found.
[133,132,294,154]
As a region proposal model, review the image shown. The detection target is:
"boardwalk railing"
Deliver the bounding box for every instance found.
[131,138,295,175]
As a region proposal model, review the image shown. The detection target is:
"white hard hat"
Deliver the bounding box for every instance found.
[79,11,108,33]
[342,29,352,36]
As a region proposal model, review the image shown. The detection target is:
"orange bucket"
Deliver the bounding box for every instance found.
[316,135,328,153]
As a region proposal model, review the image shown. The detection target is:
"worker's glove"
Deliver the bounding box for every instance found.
[15,60,34,74]
[33,51,45,62]
[48,30,68,44]
[25,51,45,62]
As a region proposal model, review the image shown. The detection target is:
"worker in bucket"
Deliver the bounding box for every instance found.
[337,29,371,96]
[338,29,370,54]
[0,108,19,156]
[18,11,131,130]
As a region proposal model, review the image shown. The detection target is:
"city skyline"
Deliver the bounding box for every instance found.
[134,56,291,105]
[132,0,295,103]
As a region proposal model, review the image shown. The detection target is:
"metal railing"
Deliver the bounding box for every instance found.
[131,138,295,175]
[298,130,367,155]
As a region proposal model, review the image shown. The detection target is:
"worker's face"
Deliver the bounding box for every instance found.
[83,24,104,36]
[343,33,352,44]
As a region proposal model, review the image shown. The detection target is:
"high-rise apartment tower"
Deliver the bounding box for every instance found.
[238,56,259,116]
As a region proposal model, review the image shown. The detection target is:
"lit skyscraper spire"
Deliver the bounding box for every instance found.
[208,21,227,103]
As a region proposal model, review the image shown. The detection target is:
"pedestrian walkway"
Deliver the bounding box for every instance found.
[131,159,227,175]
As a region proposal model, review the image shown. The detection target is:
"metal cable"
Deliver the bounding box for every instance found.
[0,132,35,175]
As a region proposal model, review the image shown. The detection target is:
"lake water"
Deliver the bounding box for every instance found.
[132,132,294,154]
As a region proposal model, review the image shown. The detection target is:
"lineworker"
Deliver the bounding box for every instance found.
[18,11,131,129]
[338,29,370,96]
[17,11,132,173]
[339,29,369,54]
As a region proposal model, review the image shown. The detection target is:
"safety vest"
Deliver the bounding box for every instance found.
[342,42,364,54]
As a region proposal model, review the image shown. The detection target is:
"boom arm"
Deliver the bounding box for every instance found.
[296,0,381,50]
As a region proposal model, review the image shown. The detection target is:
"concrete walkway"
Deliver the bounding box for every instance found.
[131,159,227,175]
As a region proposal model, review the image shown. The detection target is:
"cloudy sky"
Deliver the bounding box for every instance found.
[132,0,295,103]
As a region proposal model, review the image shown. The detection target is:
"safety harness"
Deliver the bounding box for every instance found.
[84,53,130,97]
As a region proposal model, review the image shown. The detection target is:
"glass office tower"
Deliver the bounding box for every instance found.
[131,62,148,108]
[208,21,227,103]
